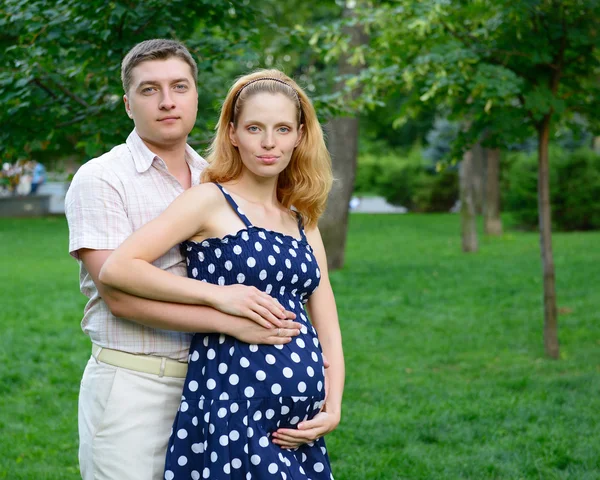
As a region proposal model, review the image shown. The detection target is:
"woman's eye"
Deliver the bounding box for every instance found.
[248,126,259,132]
[278,127,291,133]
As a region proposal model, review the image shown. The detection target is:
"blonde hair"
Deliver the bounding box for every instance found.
[203,69,332,229]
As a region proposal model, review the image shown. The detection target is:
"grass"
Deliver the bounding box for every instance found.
[1,214,599,479]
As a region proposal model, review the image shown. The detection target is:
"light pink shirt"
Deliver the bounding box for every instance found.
[65,129,208,361]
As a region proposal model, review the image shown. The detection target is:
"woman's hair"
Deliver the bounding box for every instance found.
[202,69,332,228]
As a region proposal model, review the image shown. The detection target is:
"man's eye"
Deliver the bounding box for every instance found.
[175,84,188,91]
[141,87,155,94]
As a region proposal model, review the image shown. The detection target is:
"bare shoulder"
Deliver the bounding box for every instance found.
[178,182,224,208]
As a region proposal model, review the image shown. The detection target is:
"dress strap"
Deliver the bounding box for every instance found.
[294,210,308,243]
[214,183,253,228]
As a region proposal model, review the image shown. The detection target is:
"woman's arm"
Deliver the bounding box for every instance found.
[273,226,345,448]
[99,183,288,328]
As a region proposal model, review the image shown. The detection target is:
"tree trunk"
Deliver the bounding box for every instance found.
[538,116,559,359]
[471,142,486,215]
[319,2,365,270]
[460,148,478,252]
[484,148,503,236]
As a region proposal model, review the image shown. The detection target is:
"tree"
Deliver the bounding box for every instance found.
[324,0,600,358]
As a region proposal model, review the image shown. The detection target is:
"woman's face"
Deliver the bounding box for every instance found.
[229,92,303,180]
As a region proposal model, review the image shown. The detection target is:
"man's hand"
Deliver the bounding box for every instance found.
[271,407,341,449]
[225,316,302,345]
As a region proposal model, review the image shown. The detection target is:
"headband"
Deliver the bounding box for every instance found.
[231,77,301,123]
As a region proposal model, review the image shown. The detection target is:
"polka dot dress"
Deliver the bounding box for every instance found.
[164,184,334,480]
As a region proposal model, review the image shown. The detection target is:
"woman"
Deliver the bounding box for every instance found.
[100,69,344,479]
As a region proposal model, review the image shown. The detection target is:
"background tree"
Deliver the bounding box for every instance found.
[322,0,600,358]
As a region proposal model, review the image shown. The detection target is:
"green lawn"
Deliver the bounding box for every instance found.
[1,215,599,479]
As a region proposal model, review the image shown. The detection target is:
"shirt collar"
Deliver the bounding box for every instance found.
[126,129,207,176]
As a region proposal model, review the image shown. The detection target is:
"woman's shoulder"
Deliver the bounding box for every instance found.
[183,182,224,205]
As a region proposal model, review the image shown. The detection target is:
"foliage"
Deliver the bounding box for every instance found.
[504,147,600,231]
[3,216,600,478]
[0,0,266,163]
[354,145,458,212]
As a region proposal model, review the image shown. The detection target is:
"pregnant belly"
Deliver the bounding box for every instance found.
[184,333,326,401]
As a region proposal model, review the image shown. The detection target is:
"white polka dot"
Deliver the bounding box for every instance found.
[290,416,300,425]
[229,346,235,356]
[232,458,242,469]
[191,442,204,453]
[256,370,266,381]
[275,344,284,350]
[279,286,286,296]
[288,299,295,309]
[276,271,283,281]
[218,407,227,418]
[214,248,222,258]
[188,380,199,392]
[209,424,215,434]
[218,363,228,374]
[192,267,198,278]
[268,463,278,474]
[283,367,294,378]
[206,379,216,390]
[258,269,268,281]
[266,284,273,294]
[247,257,256,268]
[307,366,314,377]
[177,429,188,439]
[271,383,282,394]
[178,456,188,466]
[289,249,297,258]
[312,351,319,362]
[218,276,225,285]
[285,259,292,269]
[197,251,204,262]
[302,453,307,462]
[314,462,324,472]
[245,386,255,397]
[165,471,174,480]
[301,263,307,272]
[273,245,280,253]
[242,231,249,241]
[233,245,242,255]
[191,471,200,480]
[211,452,218,462]
[268,255,276,265]
[317,380,323,391]
[266,409,275,419]
[231,403,239,413]
[281,405,290,415]
[225,260,233,271]
[276,236,283,244]
[298,382,307,393]
[296,338,305,348]
[304,279,312,288]
[291,352,301,363]
[247,426,254,438]
[249,344,259,353]
[230,430,240,441]
[223,463,231,474]
[251,455,261,465]
[259,436,269,447]
[255,242,263,252]
[265,354,276,365]
[229,374,239,385]
[237,273,246,283]
[240,357,250,368]
[207,349,216,360]
[191,350,199,361]
[291,274,298,284]
[219,392,229,400]
[203,336,209,347]
[180,401,189,412]
[219,435,229,446]
[192,416,198,426]
[203,468,210,478]
[300,325,307,334]
[208,263,215,274]
[253,411,262,421]
[305,253,312,262]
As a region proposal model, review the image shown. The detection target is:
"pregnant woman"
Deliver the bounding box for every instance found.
[100,69,344,479]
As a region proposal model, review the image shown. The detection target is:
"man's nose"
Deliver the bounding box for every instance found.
[159,90,176,109]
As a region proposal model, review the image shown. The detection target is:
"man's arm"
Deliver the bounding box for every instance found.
[81,249,301,344]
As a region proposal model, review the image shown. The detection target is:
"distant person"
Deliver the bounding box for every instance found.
[100,69,345,479]
[30,161,46,194]
[65,40,318,480]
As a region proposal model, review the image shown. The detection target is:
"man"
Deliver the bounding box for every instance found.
[65,39,301,480]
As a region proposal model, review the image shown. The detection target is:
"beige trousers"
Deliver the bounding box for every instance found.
[78,355,185,480]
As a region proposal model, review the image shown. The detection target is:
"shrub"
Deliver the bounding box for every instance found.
[503,147,600,231]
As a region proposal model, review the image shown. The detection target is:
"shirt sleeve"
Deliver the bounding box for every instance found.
[65,161,133,260]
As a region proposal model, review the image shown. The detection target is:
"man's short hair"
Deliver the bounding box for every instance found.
[121,39,198,93]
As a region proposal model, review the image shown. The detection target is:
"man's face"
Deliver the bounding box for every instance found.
[124,58,198,149]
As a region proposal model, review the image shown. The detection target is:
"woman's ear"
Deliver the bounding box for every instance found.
[229,122,238,147]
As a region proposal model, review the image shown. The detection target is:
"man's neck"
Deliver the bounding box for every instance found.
[142,139,191,189]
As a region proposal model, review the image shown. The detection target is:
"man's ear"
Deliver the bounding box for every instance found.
[229,122,238,147]
[124,95,133,119]
[295,124,304,148]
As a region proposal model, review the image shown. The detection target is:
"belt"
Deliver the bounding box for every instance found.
[92,344,188,378]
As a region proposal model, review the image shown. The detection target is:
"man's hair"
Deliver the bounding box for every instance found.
[121,39,198,93]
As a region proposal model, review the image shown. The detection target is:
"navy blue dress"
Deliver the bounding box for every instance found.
[164,184,334,480]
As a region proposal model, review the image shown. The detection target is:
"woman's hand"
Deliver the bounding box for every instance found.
[271,406,341,449]
[210,284,295,328]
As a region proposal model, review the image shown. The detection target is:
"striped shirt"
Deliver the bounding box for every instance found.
[65,129,207,361]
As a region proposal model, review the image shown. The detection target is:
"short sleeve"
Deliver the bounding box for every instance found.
[65,161,133,260]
